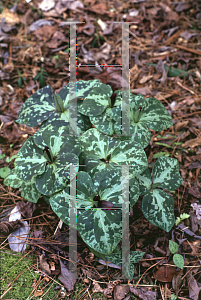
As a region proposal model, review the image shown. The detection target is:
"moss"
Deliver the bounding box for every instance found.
[0,250,59,299]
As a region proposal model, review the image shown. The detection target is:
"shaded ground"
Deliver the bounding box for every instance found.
[0,0,201,299]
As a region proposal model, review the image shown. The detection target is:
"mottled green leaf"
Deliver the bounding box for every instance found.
[152,156,183,191]
[35,153,79,196]
[4,168,23,188]
[50,186,71,225]
[33,125,81,156]
[129,176,140,206]
[15,152,46,181]
[92,168,125,208]
[4,168,41,202]
[16,86,55,127]
[20,177,41,203]
[169,240,179,254]
[17,136,43,157]
[142,189,175,232]
[40,101,91,134]
[106,251,145,279]
[140,97,173,131]
[59,79,100,107]
[77,209,122,255]
[173,254,184,269]
[131,168,152,196]
[78,83,113,117]
[80,128,148,177]
[75,171,96,208]
[90,110,115,136]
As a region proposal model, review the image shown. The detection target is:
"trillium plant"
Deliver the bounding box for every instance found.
[4,79,183,278]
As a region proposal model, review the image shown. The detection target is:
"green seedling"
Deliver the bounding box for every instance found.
[34,68,49,88]
[169,240,184,269]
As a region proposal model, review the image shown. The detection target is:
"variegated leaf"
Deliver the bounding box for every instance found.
[16,80,99,131]
[106,251,145,279]
[76,171,97,208]
[40,101,91,134]
[77,209,122,255]
[140,97,173,131]
[16,86,55,127]
[20,176,41,203]
[50,187,74,226]
[35,153,79,196]
[78,83,113,117]
[92,168,124,208]
[129,176,140,206]
[152,156,183,191]
[4,168,23,188]
[59,79,100,107]
[142,189,175,232]
[132,168,152,196]
[15,152,46,181]
[80,128,148,177]
[33,125,81,157]
[90,110,115,136]
[112,105,152,148]
[17,136,43,157]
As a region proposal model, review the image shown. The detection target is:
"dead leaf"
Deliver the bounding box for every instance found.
[38,0,55,11]
[58,258,77,291]
[174,120,189,131]
[153,265,177,282]
[0,8,20,25]
[34,289,43,297]
[188,186,201,199]
[0,220,23,235]
[16,201,37,219]
[131,87,153,96]
[48,31,68,48]
[172,271,183,295]
[55,0,84,14]
[139,75,153,84]
[33,25,56,42]
[186,271,201,300]
[182,138,201,148]
[39,254,51,275]
[130,287,157,300]
[92,282,104,293]
[114,285,129,300]
[29,19,53,32]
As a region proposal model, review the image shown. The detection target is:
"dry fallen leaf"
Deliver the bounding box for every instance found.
[114,285,130,300]
[186,271,201,300]
[182,138,201,148]
[39,254,51,275]
[130,287,157,300]
[58,258,77,291]
[153,265,177,282]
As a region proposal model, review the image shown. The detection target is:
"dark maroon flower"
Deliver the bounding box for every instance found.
[110,92,117,107]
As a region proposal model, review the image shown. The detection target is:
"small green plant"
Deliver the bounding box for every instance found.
[4,80,183,278]
[15,67,26,87]
[34,67,48,88]
[0,154,17,178]
[169,240,184,269]
[175,213,190,225]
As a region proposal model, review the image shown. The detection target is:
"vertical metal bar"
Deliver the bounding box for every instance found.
[122,165,130,279]
[69,164,77,277]
[69,23,77,278]
[122,22,130,137]
[121,23,130,279]
[69,23,77,136]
